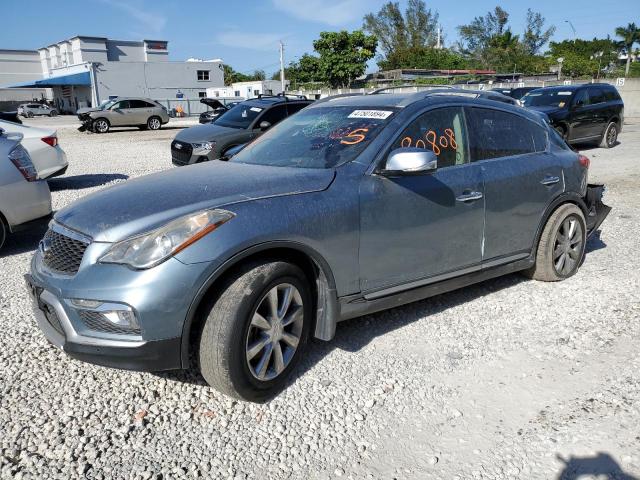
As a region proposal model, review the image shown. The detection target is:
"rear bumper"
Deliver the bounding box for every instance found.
[584,183,611,237]
[25,273,182,372]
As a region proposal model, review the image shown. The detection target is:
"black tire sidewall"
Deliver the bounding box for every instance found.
[200,261,313,401]
[93,118,109,133]
[0,220,6,251]
[606,123,617,147]
[148,117,161,130]
[545,207,587,280]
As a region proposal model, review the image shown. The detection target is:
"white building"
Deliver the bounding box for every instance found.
[207,80,289,100]
[0,49,44,86]
[10,36,224,113]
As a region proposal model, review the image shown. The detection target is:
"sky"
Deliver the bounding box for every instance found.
[1,0,637,74]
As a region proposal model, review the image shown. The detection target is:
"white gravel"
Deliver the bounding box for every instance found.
[1,116,639,480]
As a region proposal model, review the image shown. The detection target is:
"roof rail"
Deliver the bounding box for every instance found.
[256,92,308,101]
[370,84,454,94]
[311,92,365,105]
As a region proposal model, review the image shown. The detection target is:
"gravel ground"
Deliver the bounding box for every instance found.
[1,116,639,480]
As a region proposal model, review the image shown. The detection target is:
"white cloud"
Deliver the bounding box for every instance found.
[101,0,167,34]
[272,0,378,26]
[215,31,284,51]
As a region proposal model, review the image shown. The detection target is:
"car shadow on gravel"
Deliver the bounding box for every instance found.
[556,452,638,479]
[48,174,129,191]
[0,223,47,257]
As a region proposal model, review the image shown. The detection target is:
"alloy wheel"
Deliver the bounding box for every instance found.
[245,283,304,381]
[94,120,108,133]
[607,124,617,147]
[149,118,161,130]
[553,216,584,276]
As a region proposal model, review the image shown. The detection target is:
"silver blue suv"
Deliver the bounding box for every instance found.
[27,90,610,401]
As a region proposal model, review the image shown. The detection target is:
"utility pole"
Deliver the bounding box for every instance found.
[279,41,286,93]
[436,25,442,49]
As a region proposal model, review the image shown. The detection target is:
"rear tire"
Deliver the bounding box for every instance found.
[599,122,618,148]
[147,116,162,130]
[523,204,586,282]
[93,118,110,133]
[198,260,312,402]
[26,111,34,118]
[50,110,58,117]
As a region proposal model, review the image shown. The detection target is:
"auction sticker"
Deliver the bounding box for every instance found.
[348,110,393,120]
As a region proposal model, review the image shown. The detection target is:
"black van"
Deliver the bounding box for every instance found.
[522,83,624,148]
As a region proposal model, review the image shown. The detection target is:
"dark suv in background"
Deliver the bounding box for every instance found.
[171,94,312,165]
[523,84,623,148]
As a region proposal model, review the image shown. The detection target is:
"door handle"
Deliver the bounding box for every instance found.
[541,176,560,186]
[456,191,483,203]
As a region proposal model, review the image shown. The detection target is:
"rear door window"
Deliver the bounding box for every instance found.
[130,100,151,108]
[466,108,547,161]
[587,88,606,105]
[391,106,469,168]
[256,104,288,128]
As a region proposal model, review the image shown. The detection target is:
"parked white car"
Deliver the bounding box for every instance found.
[0,129,52,251]
[18,103,58,118]
[0,120,68,179]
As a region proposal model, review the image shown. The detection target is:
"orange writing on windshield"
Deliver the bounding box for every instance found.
[340,128,369,145]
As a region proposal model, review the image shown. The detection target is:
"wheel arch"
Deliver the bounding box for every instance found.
[180,241,340,369]
[530,192,588,260]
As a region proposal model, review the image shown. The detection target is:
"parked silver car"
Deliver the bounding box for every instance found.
[18,103,58,118]
[77,97,170,133]
[0,129,52,251]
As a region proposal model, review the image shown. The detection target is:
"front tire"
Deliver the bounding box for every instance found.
[0,219,6,252]
[198,261,312,402]
[93,118,110,133]
[524,204,586,282]
[599,122,618,148]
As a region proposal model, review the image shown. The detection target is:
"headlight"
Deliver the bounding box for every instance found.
[99,209,234,269]
[192,141,214,154]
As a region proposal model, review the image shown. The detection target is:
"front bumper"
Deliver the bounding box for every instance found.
[25,273,182,371]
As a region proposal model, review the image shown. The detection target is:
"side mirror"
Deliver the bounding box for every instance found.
[381,148,438,175]
[259,121,271,130]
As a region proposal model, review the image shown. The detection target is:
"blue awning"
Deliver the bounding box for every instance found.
[9,71,91,88]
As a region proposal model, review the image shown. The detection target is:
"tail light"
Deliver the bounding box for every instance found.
[8,144,38,182]
[41,136,58,147]
[578,154,590,169]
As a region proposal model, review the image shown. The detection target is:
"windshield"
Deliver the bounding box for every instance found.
[215,103,264,129]
[232,106,397,169]
[523,90,574,108]
[101,99,118,110]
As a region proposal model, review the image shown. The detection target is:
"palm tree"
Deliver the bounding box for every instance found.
[615,22,640,76]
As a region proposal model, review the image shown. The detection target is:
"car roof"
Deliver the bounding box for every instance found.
[307,89,546,124]
[242,96,312,107]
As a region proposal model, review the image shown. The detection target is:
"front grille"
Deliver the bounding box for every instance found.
[171,140,193,165]
[42,229,89,275]
[77,310,141,336]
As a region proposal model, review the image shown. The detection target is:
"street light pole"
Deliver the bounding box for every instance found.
[564,20,577,38]
[279,41,285,93]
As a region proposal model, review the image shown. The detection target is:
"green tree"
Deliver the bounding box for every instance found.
[457,6,509,54]
[547,38,618,77]
[363,0,439,58]
[378,46,467,70]
[251,69,266,81]
[313,30,377,88]
[615,22,640,76]
[523,9,555,55]
[284,54,323,85]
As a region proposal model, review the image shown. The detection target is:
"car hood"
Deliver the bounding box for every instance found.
[527,105,565,116]
[54,161,336,242]
[76,107,102,115]
[174,123,240,142]
[200,98,226,109]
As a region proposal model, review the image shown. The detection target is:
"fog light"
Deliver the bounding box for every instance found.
[67,299,140,331]
[103,310,138,328]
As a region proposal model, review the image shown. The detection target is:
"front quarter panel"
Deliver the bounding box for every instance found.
[173,171,361,297]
